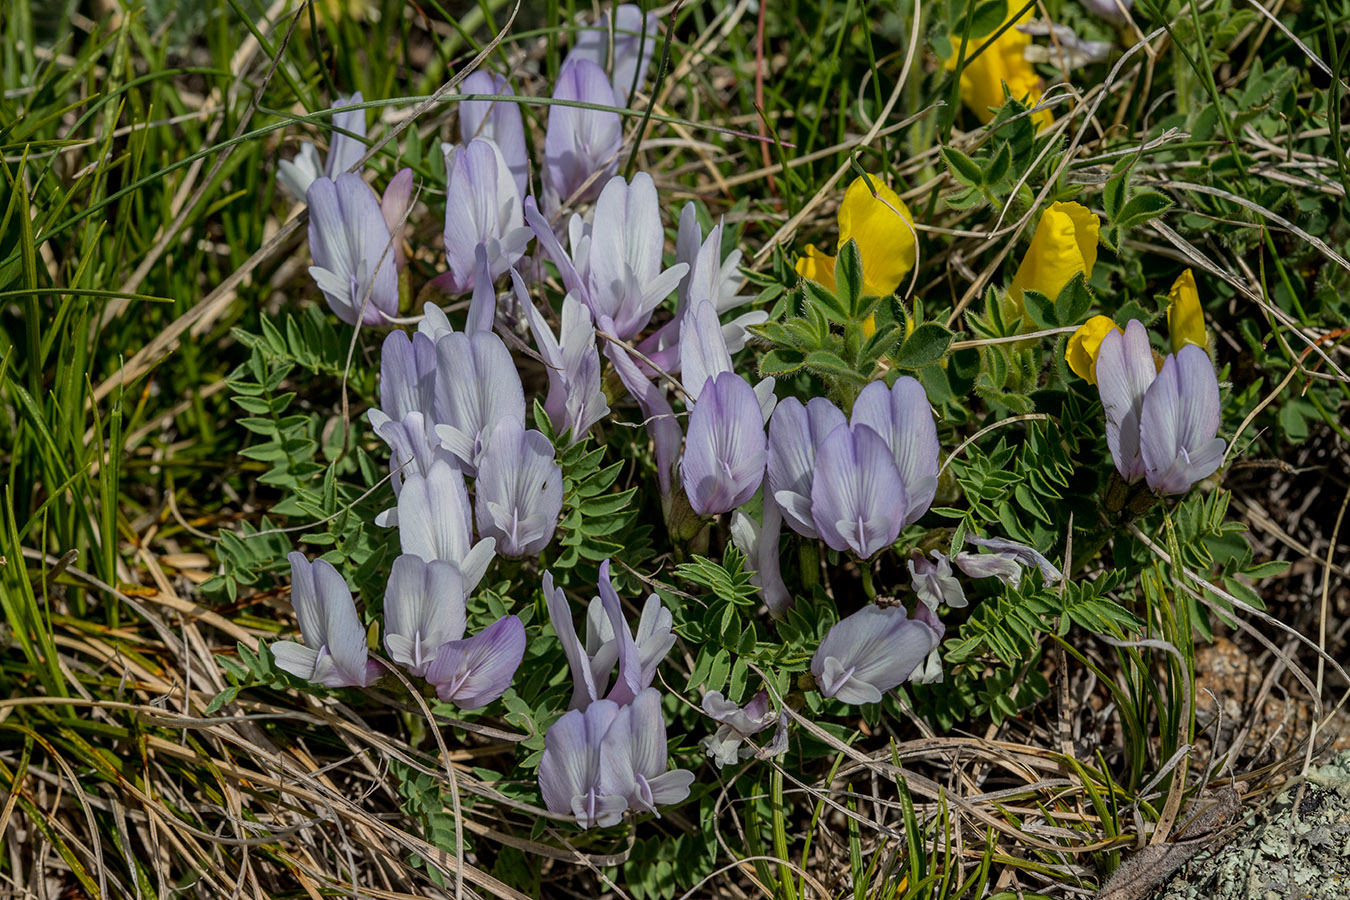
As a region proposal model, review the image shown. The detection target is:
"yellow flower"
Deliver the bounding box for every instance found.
[1065,315,1120,384]
[794,175,917,298]
[945,8,1053,131]
[1166,268,1205,352]
[1008,201,1099,317]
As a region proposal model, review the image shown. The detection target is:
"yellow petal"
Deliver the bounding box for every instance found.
[945,8,1052,131]
[795,245,837,293]
[1009,201,1100,316]
[837,175,917,296]
[1166,268,1205,352]
[1065,315,1120,384]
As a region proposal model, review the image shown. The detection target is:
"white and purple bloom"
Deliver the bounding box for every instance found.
[602,329,683,494]
[425,614,527,709]
[850,378,940,527]
[306,172,401,326]
[458,71,528,198]
[395,458,496,591]
[518,274,609,443]
[442,138,532,292]
[545,59,623,210]
[474,418,564,558]
[432,330,526,473]
[700,689,783,767]
[959,534,1063,585]
[1096,320,1225,494]
[565,4,661,105]
[544,571,620,711]
[767,397,847,540]
[271,553,380,688]
[538,699,630,829]
[811,604,944,705]
[278,92,368,200]
[908,550,967,612]
[382,554,466,678]
[810,422,908,559]
[601,688,694,816]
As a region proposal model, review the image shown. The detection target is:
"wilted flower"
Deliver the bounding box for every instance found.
[545,59,622,209]
[518,275,609,443]
[442,138,532,292]
[306,172,401,326]
[908,550,967,612]
[945,8,1052,130]
[566,4,661,105]
[1019,22,1113,69]
[1095,320,1226,494]
[538,698,630,829]
[952,548,1025,586]
[768,396,847,540]
[425,614,527,709]
[458,71,528,198]
[474,418,564,558]
[1167,268,1205,353]
[700,689,780,767]
[278,92,368,200]
[395,458,496,591]
[795,175,917,299]
[382,554,466,677]
[955,534,1063,586]
[1008,201,1099,314]
[271,553,380,688]
[1065,315,1120,385]
[432,330,526,473]
[811,604,944,704]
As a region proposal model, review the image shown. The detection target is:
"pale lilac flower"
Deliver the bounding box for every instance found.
[730,493,792,616]
[382,554,466,677]
[1020,22,1113,70]
[908,550,966,612]
[580,173,688,340]
[566,4,661,105]
[601,688,694,816]
[458,71,528,197]
[700,689,778,767]
[538,699,629,828]
[380,167,414,269]
[432,330,526,473]
[525,195,589,298]
[426,614,527,709]
[682,371,767,516]
[474,418,564,558]
[963,534,1063,584]
[767,397,847,540]
[271,553,380,688]
[810,423,907,559]
[545,59,622,209]
[443,138,532,292]
[909,605,947,685]
[306,173,400,326]
[851,377,940,526]
[395,458,496,591]
[952,549,1025,586]
[811,604,943,705]
[278,93,368,200]
[1096,320,1225,494]
[545,570,621,711]
[518,272,609,442]
[368,330,448,515]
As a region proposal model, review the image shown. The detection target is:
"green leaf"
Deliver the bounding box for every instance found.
[1116,191,1173,228]
[801,279,850,323]
[760,348,807,376]
[805,350,869,385]
[835,239,865,312]
[1054,274,1094,327]
[1102,171,1128,221]
[984,141,1012,185]
[940,146,983,187]
[892,322,954,368]
[1020,289,1057,330]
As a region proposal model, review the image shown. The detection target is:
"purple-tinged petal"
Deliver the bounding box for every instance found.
[525,196,587,300]
[396,459,496,590]
[681,371,768,516]
[443,138,530,293]
[458,71,529,198]
[810,424,906,559]
[811,605,941,705]
[730,491,792,616]
[466,243,497,334]
[380,167,413,268]
[545,570,612,710]
[278,142,323,201]
[272,554,377,688]
[602,322,682,494]
[964,534,1063,584]
[851,377,939,525]
[908,550,967,611]
[952,551,1024,587]
[383,554,466,677]
[324,92,367,179]
[538,700,629,829]
[545,60,622,208]
[376,330,437,421]
[1096,319,1156,483]
[431,330,526,473]
[426,615,526,709]
[767,396,846,539]
[679,299,733,403]
[566,5,662,105]
[475,419,564,558]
